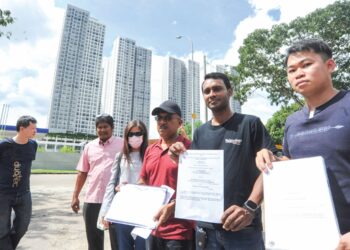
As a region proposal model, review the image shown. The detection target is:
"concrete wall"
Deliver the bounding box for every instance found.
[33,152,81,170]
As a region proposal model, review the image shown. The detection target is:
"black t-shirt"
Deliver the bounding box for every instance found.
[0,138,38,195]
[192,113,276,229]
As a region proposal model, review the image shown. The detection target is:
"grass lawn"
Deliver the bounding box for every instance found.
[31,169,77,174]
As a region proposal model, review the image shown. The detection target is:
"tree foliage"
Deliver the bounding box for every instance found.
[234,0,350,106]
[265,103,302,145]
[183,120,203,140]
[0,9,14,39]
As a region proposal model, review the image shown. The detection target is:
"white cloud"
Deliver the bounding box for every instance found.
[224,0,337,123]
[0,0,64,127]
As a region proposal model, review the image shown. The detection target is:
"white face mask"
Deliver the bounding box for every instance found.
[128,136,143,149]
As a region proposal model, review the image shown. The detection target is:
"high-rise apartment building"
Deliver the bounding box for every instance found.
[49,5,105,135]
[185,60,200,123]
[161,57,187,114]
[159,56,200,124]
[101,37,152,137]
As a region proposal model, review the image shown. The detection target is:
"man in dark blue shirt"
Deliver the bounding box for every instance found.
[256,39,350,249]
[0,116,38,250]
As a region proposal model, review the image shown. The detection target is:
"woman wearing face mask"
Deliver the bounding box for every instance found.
[99,120,148,250]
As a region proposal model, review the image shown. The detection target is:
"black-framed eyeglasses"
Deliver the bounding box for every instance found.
[155,114,174,122]
[128,131,143,137]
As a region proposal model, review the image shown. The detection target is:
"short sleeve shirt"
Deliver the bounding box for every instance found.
[140,135,193,240]
[191,113,276,229]
[283,90,350,234]
[76,136,123,203]
[0,138,38,195]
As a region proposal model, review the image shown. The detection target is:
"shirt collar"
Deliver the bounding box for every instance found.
[155,135,185,149]
[302,90,346,118]
[99,136,114,146]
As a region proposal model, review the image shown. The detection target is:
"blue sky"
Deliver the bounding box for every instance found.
[55,0,254,59]
[0,0,337,134]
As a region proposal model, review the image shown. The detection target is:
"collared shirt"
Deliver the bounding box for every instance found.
[140,135,193,240]
[76,136,123,203]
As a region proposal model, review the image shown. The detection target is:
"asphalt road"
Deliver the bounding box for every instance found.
[17,174,112,250]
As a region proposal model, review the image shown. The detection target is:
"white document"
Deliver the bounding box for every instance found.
[131,227,152,239]
[263,156,340,250]
[175,150,224,223]
[105,184,173,229]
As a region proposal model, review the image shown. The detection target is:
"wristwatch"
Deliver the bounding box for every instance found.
[243,200,259,214]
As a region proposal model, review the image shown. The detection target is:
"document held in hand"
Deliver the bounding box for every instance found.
[105,184,174,229]
[175,150,224,223]
[263,156,340,250]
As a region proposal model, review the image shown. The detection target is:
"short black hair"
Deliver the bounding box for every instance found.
[95,114,114,128]
[285,38,332,66]
[203,72,232,91]
[16,115,37,132]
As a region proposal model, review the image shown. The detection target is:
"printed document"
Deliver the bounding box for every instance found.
[263,156,339,250]
[175,150,224,223]
[105,184,173,229]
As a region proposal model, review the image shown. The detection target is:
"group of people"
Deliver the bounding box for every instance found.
[0,38,349,250]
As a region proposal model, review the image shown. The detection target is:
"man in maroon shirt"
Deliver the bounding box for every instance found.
[139,100,193,250]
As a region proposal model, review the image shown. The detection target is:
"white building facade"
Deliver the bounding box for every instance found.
[49,5,105,135]
[101,37,152,137]
[157,56,200,124]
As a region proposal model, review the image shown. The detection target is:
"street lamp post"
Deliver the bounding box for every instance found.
[176,35,195,139]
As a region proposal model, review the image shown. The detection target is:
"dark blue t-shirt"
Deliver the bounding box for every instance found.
[192,113,276,230]
[0,138,38,195]
[283,90,350,234]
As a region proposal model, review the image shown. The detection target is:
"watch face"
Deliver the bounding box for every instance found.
[246,200,258,210]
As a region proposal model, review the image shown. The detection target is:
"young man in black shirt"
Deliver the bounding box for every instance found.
[0,115,38,250]
[170,72,276,249]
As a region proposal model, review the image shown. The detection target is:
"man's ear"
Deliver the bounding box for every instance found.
[326,58,336,73]
[227,88,233,97]
[179,119,183,126]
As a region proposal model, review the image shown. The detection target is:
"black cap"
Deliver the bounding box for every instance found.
[151,100,182,117]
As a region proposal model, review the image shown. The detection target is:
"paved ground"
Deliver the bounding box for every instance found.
[18,174,112,250]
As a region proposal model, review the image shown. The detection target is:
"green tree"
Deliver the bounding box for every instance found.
[183,120,203,140]
[265,103,302,145]
[0,9,14,39]
[234,0,350,106]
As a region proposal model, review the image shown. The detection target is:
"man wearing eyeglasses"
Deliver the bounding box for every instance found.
[71,114,123,250]
[139,100,194,250]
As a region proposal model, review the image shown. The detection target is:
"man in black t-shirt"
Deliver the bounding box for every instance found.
[0,116,38,250]
[170,72,276,249]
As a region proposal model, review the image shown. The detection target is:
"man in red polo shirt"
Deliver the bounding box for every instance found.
[139,100,193,250]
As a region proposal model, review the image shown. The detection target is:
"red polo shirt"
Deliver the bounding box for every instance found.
[140,135,193,240]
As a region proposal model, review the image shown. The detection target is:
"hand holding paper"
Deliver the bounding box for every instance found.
[105,184,174,229]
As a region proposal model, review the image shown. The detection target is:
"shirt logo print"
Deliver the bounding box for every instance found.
[292,124,344,138]
[225,138,242,145]
[12,161,22,188]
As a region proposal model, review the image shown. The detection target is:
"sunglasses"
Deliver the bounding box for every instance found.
[155,114,174,122]
[128,131,143,137]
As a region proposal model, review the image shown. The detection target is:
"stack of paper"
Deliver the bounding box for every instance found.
[105,184,174,229]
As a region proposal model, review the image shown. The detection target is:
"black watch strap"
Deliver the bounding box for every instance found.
[243,200,258,214]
